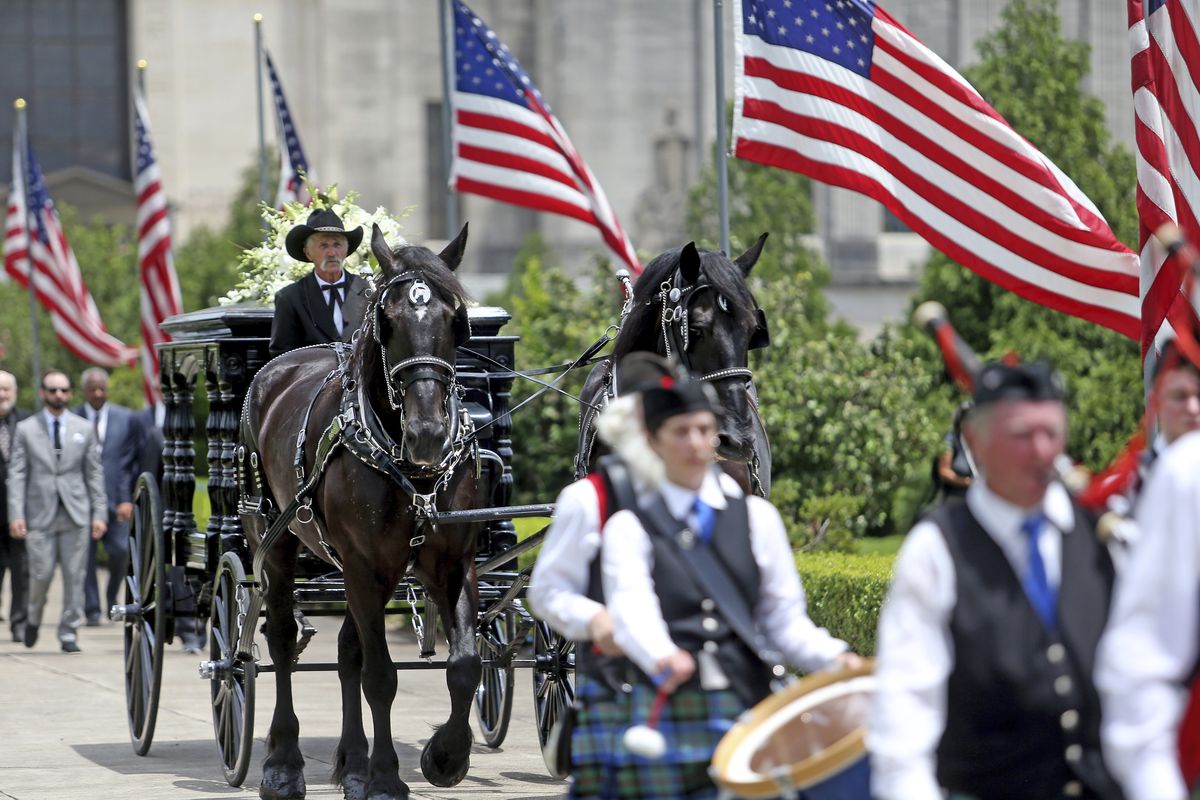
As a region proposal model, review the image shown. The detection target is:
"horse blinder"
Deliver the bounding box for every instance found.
[749,308,770,350]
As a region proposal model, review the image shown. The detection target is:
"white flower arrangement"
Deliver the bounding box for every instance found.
[221,183,412,305]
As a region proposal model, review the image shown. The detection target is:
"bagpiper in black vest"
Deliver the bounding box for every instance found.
[929,500,1124,800]
[629,478,774,708]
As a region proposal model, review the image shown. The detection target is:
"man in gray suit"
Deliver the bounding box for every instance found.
[73,367,138,625]
[7,369,107,652]
[0,370,32,641]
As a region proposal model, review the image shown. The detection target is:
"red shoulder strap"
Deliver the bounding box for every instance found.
[586,471,609,528]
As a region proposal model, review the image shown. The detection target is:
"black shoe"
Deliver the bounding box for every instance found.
[24,625,38,648]
[61,640,81,654]
[85,616,101,627]
[11,625,24,643]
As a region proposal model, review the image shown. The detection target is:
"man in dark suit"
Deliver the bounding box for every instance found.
[268,208,368,357]
[0,370,32,642]
[73,367,140,626]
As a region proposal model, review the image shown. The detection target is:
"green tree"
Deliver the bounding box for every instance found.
[910,0,1142,470]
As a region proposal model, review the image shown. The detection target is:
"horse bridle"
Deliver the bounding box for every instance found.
[655,268,766,384]
[369,270,463,413]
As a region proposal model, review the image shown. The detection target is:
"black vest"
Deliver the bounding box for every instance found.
[575,458,638,694]
[636,485,773,706]
[930,500,1123,800]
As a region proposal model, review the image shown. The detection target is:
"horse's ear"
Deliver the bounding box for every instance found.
[371,224,396,273]
[438,222,469,272]
[734,232,769,276]
[680,241,701,284]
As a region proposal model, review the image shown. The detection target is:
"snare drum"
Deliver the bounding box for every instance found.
[710,662,873,799]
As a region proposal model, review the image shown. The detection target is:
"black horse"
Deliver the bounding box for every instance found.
[577,235,773,496]
[240,225,480,800]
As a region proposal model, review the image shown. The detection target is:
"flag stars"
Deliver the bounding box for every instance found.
[783,0,792,6]
[822,26,830,35]
[811,8,819,16]
[837,21,844,29]
[860,33,868,42]
[778,25,787,34]
[858,57,866,67]
[766,8,775,18]
[796,16,804,25]
[806,33,815,42]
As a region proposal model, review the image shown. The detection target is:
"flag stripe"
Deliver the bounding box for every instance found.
[134,88,182,404]
[1130,0,1200,357]
[734,0,1139,340]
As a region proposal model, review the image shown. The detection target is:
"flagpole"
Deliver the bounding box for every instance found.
[438,0,459,238]
[712,0,730,253]
[136,58,146,93]
[254,13,269,230]
[15,99,42,399]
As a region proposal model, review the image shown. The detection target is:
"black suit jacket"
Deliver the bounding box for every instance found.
[0,408,32,528]
[268,270,369,357]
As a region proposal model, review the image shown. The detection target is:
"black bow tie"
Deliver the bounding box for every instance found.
[323,280,347,292]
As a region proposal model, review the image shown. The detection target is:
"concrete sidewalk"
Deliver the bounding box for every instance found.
[0,569,565,800]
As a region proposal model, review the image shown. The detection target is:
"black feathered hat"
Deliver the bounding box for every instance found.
[285,208,364,263]
[972,360,1066,407]
[616,353,720,432]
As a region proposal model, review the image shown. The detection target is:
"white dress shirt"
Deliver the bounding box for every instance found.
[84,402,108,454]
[315,273,346,335]
[1096,431,1200,800]
[528,477,607,640]
[868,479,1075,800]
[601,469,847,680]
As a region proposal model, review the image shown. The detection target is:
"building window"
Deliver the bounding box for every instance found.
[882,206,912,234]
[0,0,130,185]
[425,101,462,239]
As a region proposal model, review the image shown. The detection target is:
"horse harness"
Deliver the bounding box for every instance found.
[575,266,772,494]
[239,272,477,585]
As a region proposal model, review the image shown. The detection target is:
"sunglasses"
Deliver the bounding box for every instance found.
[43,387,71,394]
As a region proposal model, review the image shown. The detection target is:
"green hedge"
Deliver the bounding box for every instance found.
[797,551,893,657]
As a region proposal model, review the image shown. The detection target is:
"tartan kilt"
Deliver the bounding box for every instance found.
[569,673,746,800]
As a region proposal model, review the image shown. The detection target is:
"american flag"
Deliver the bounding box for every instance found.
[450,1,641,276]
[134,88,183,404]
[1128,0,1200,775]
[1128,0,1200,356]
[732,0,1141,340]
[265,48,313,208]
[3,116,136,367]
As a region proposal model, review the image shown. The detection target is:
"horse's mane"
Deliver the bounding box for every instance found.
[349,244,471,387]
[611,245,759,360]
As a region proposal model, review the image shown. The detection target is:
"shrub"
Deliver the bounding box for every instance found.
[796,551,893,656]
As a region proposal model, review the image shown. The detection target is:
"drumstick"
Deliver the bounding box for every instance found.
[624,672,672,759]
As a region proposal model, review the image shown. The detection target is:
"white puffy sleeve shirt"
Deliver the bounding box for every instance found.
[601,470,847,680]
[868,480,1074,800]
[528,477,605,641]
[1096,432,1200,800]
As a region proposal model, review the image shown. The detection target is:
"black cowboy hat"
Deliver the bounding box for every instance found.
[972,360,1066,407]
[285,208,364,262]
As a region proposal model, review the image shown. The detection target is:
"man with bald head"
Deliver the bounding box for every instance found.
[0,370,31,641]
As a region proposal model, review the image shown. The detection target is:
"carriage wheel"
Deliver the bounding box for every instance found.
[532,620,575,772]
[474,608,516,748]
[209,552,256,787]
[120,474,168,756]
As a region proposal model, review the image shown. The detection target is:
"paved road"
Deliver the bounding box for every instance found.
[0,570,567,800]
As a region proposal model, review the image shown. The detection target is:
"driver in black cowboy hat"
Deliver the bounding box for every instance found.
[268,208,370,357]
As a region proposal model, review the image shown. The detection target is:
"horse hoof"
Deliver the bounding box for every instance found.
[365,785,409,800]
[420,737,471,788]
[260,764,306,799]
[339,775,367,800]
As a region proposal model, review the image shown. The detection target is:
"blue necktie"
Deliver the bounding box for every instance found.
[692,497,716,544]
[1021,514,1057,630]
